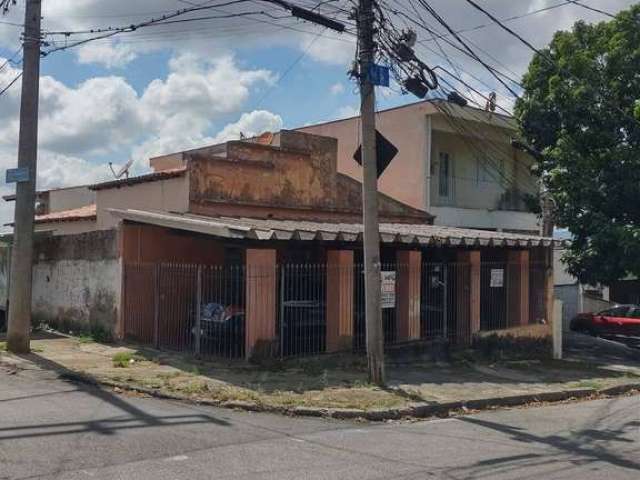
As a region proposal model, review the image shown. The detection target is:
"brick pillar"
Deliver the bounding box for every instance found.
[245,249,277,359]
[457,251,481,337]
[507,250,530,326]
[396,250,422,341]
[326,250,354,352]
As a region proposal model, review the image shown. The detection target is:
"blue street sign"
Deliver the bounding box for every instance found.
[368,64,390,87]
[6,167,30,184]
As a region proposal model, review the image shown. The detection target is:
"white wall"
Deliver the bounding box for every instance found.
[96,175,190,229]
[429,129,535,211]
[30,230,121,336]
[298,102,540,233]
[32,259,121,335]
[48,187,95,213]
[430,206,539,232]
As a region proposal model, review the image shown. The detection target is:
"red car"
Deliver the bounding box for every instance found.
[570,305,640,337]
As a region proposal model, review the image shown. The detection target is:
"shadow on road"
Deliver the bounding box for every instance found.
[0,350,231,443]
[452,411,640,478]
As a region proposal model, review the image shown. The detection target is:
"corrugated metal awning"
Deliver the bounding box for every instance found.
[108,209,559,248]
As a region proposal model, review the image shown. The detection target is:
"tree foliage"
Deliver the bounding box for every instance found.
[515,5,640,285]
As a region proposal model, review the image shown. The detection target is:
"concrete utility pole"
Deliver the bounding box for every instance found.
[541,191,554,238]
[358,0,385,385]
[7,0,42,353]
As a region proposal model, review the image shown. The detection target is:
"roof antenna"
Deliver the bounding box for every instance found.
[108,159,134,179]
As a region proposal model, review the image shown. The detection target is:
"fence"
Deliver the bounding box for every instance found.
[122,260,548,360]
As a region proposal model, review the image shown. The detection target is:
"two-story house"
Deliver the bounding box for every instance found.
[298,99,539,234]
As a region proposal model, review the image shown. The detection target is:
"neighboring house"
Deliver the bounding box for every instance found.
[2,129,556,359]
[297,99,539,234]
[553,247,612,330]
[3,185,97,236]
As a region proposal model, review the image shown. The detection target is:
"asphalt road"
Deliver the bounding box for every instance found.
[1,364,639,480]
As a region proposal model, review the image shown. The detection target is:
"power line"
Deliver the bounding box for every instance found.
[0,45,22,72]
[567,0,615,18]
[41,0,351,56]
[410,0,521,97]
[462,0,549,62]
[461,0,640,130]
[0,71,21,97]
[414,0,607,45]
[252,27,327,108]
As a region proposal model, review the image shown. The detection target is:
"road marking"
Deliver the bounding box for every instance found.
[165,455,189,462]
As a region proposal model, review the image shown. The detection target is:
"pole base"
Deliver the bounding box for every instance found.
[6,332,30,354]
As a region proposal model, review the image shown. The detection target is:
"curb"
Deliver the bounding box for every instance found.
[55,369,640,422]
[5,358,640,422]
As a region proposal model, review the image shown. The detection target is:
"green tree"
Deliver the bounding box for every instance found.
[515,5,640,285]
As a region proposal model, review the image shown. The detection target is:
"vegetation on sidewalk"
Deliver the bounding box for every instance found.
[4,333,638,414]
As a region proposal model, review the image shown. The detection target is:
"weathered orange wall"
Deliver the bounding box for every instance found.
[120,223,225,265]
[188,130,430,223]
[326,250,354,352]
[458,250,481,335]
[508,250,530,326]
[396,250,422,341]
[189,133,338,211]
[245,249,277,358]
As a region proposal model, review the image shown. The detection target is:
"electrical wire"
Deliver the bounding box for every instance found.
[566,0,615,18]
[0,71,22,98]
[41,0,352,56]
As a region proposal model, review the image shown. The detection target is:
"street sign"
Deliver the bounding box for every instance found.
[368,64,390,87]
[381,271,396,309]
[353,130,398,178]
[5,167,29,184]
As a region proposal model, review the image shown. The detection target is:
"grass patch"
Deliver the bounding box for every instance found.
[570,379,605,390]
[112,351,144,368]
[77,334,95,344]
[0,341,5,352]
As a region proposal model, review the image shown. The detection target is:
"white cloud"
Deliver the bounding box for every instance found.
[0,0,636,74]
[211,110,283,144]
[330,82,345,95]
[334,105,359,120]
[0,0,357,68]
[305,35,357,66]
[141,54,274,127]
[76,42,137,68]
[0,53,280,225]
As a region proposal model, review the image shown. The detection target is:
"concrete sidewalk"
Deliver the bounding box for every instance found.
[2,332,639,419]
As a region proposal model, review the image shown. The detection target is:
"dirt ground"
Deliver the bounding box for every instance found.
[2,332,639,411]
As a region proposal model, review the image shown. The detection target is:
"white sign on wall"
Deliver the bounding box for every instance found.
[381,271,396,309]
[490,268,504,288]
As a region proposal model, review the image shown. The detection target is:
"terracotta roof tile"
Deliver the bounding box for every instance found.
[35,204,96,224]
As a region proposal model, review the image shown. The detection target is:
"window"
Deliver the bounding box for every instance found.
[599,306,630,317]
[438,152,451,198]
[627,308,640,319]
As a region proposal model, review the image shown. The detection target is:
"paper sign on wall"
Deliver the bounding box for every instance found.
[490,269,504,288]
[381,271,396,309]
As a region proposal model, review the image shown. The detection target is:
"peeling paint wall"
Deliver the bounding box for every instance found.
[35,220,98,236]
[31,230,121,336]
[189,132,339,212]
[188,130,430,222]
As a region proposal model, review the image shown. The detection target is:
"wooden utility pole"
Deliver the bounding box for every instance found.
[358,0,385,385]
[7,0,42,353]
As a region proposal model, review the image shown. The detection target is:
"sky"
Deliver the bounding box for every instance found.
[0,0,636,226]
